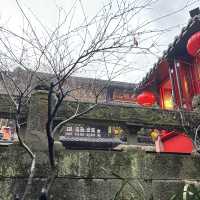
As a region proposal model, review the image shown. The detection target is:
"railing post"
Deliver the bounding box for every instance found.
[26,89,48,150]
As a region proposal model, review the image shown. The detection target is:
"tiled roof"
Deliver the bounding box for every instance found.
[136,14,200,92]
[59,136,124,150]
[0,68,136,95]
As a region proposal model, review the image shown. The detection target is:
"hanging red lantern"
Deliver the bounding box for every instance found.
[136,91,156,107]
[187,31,200,56]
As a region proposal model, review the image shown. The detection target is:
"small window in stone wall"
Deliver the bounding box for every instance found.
[96,129,101,137]
[74,127,80,136]
[91,128,95,137]
[86,127,91,137]
[62,124,107,138]
[80,127,85,136]
[64,126,73,136]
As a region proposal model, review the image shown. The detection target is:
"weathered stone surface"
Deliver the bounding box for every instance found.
[2,90,200,199]
[142,153,200,180]
[26,91,49,150]
[0,94,27,119]
[0,91,199,137]
[2,146,200,180]
[57,101,184,130]
[0,145,51,178]
[56,100,200,133]
[24,90,200,135]
[0,145,200,199]
[0,178,152,200]
[0,145,143,179]
[56,149,145,179]
[27,91,48,132]
[0,145,30,177]
[1,83,200,200]
[152,180,185,200]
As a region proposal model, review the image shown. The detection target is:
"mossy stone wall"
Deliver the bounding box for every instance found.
[0,145,200,199]
[15,90,200,199]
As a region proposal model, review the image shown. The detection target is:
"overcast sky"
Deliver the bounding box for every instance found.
[0,0,199,83]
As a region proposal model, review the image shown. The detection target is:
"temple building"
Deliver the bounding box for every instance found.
[135,8,200,153]
[0,69,137,148]
[136,8,200,111]
[2,8,200,151]
[57,77,136,141]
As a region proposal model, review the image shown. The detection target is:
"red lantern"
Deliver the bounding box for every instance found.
[136,91,156,107]
[187,31,200,56]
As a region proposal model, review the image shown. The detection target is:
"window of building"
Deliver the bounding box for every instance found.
[162,89,173,110]
[96,129,101,137]
[62,124,108,138]
[91,128,95,137]
[79,127,85,136]
[160,79,173,110]
[111,88,135,103]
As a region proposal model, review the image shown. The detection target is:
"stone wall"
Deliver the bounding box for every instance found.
[0,89,200,199]
[0,145,200,199]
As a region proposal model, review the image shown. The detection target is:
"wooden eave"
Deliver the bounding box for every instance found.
[136,15,200,92]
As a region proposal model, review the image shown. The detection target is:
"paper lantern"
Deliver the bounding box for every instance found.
[187,31,200,56]
[136,91,156,107]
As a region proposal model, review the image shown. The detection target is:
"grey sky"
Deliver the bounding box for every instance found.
[0,0,199,83]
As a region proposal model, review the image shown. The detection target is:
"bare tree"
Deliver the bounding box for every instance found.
[0,0,198,199]
[0,50,39,199]
[2,1,156,198]
[0,7,50,198]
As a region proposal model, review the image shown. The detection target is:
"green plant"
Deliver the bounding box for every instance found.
[170,183,200,200]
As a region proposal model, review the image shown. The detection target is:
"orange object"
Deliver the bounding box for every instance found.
[2,127,11,140]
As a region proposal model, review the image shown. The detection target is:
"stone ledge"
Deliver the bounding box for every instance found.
[152,180,185,200]
[0,145,200,181]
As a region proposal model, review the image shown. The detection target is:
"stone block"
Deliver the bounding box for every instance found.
[152,180,184,200]
[56,149,145,179]
[0,178,152,200]
[142,153,200,180]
